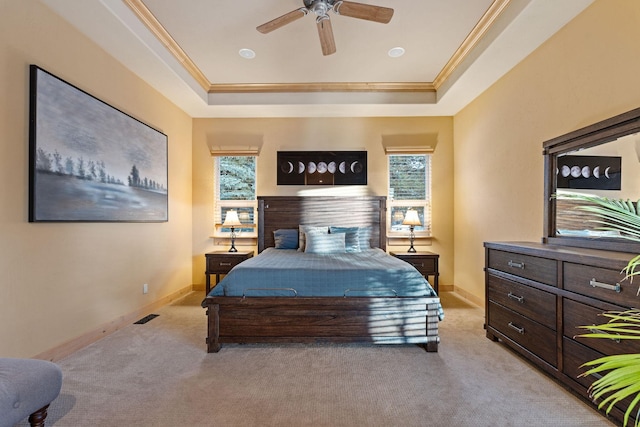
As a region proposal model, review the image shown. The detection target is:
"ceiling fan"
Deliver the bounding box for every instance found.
[257,0,394,56]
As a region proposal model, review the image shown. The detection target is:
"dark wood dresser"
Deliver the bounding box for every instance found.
[485,241,640,424]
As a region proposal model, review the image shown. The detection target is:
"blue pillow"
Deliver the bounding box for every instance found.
[304,232,346,254]
[357,226,372,249]
[273,229,298,249]
[329,226,361,252]
[298,225,328,251]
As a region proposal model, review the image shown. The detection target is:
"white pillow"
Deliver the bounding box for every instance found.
[304,232,346,254]
[298,225,328,251]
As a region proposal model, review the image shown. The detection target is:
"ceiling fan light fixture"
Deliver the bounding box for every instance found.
[238,48,256,59]
[388,47,405,58]
[258,0,393,55]
[311,1,330,18]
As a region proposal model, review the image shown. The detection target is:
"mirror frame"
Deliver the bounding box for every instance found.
[543,107,640,253]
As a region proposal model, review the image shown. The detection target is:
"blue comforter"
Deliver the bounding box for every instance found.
[208,248,443,319]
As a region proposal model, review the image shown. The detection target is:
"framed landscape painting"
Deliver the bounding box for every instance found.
[28,65,168,222]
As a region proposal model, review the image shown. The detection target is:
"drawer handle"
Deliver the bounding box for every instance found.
[589,278,621,293]
[508,322,525,334]
[508,260,525,269]
[219,262,232,266]
[591,326,621,343]
[411,263,424,268]
[507,292,524,303]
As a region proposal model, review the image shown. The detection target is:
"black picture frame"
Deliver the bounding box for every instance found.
[29,65,168,222]
[557,155,621,190]
[277,151,367,185]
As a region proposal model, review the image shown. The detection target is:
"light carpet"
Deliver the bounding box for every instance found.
[17,292,614,427]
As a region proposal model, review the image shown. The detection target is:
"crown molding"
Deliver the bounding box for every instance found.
[124,0,507,96]
[433,0,512,90]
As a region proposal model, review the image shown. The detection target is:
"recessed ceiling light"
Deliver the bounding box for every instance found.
[388,47,405,58]
[239,48,256,59]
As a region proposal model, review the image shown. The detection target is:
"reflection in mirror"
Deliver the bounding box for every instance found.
[544,107,640,253]
[555,133,640,238]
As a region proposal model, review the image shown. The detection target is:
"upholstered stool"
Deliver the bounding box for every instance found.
[0,358,62,427]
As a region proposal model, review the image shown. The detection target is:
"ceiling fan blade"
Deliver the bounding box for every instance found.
[257,8,307,34]
[317,17,336,56]
[333,1,393,24]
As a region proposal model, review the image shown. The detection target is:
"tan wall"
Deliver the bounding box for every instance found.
[0,0,193,358]
[453,0,640,302]
[192,117,454,289]
[5,0,633,358]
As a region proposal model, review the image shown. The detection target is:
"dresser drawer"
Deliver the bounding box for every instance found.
[563,336,637,422]
[488,274,556,330]
[488,301,557,366]
[562,337,602,389]
[563,299,640,356]
[563,262,632,307]
[488,249,557,286]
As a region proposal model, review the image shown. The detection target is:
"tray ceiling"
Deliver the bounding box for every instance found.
[39,0,594,117]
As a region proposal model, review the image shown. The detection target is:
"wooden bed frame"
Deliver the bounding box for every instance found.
[202,196,440,353]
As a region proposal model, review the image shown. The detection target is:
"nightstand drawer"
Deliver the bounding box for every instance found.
[403,257,436,273]
[207,257,241,273]
[204,251,254,294]
[390,251,439,293]
[206,252,252,273]
[392,253,437,273]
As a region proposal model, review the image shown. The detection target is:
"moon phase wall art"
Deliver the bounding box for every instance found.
[556,155,621,190]
[277,151,367,186]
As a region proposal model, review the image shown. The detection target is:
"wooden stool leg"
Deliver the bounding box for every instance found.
[28,404,49,427]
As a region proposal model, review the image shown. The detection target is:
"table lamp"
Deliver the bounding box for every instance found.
[222,210,241,252]
[402,209,421,253]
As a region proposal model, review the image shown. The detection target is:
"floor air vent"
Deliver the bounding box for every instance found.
[134,314,159,324]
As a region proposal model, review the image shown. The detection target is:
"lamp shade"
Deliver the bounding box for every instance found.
[402,209,422,226]
[222,210,241,227]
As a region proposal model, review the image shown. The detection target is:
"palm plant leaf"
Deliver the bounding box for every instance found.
[557,192,640,241]
[581,356,640,426]
[557,193,640,425]
[556,192,640,281]
[577,309,640,426]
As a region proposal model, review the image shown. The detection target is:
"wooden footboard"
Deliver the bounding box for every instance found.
[203,296,440,353]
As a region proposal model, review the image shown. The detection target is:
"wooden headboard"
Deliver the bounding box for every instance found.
[258,196,387,253]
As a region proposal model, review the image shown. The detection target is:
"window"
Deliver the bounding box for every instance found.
[388,154,431,236]
[214,156,257,236]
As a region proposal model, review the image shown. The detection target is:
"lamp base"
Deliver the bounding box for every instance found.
[407,226,416,253]
[228,228,238,252]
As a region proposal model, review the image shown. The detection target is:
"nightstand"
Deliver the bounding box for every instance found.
[205,251,254,294]
[390,251,439,293]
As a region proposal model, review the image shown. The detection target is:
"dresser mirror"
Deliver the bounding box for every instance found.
[543,107,640,253]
